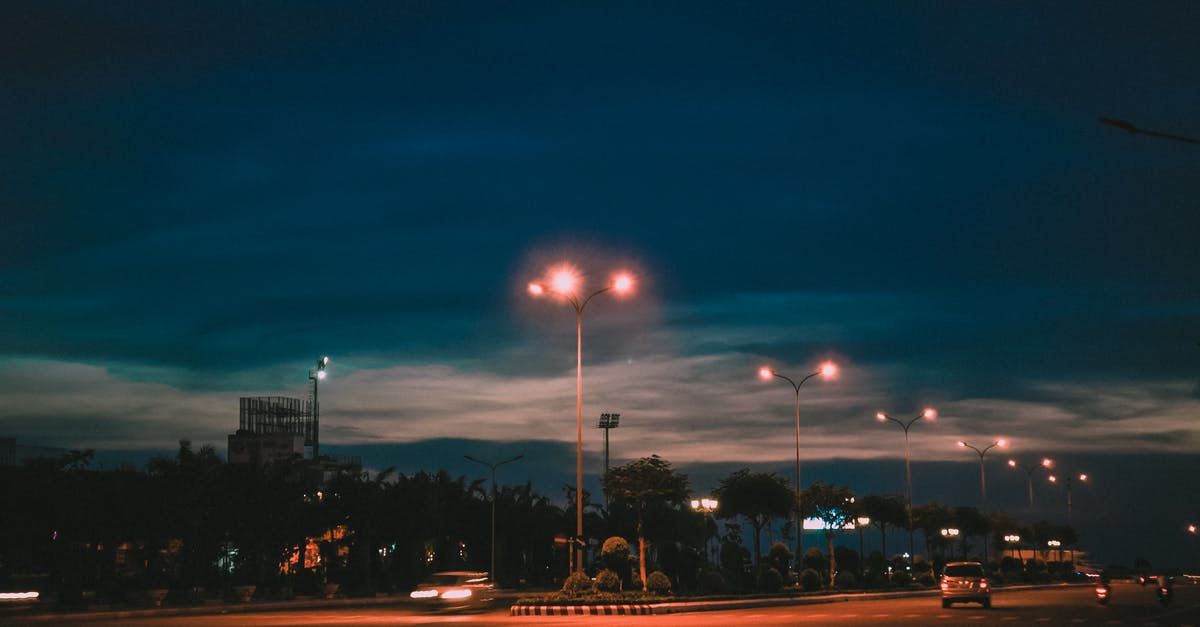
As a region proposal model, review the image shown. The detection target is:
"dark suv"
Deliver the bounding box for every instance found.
[940,561,991,608]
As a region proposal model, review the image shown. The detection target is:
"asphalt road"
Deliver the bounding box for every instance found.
[8,582,1199,626]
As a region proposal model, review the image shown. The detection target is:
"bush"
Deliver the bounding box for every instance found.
[864,570,889,589]
[766,542,793,574]
[800,568,822,591]
[757,567,783,592]
[698,569,725,595]
[892,570,913,587]
[834,570,858,588]
[803,548,826,572]
[594,569,621,593]
[561,571,593,597]
[645,571,671,595]
[917,572,935,587]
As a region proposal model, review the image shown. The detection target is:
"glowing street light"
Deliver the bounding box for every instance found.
[691,498,720,564]
[308,356,330,460]
[856,516,871,580]
[464,454,524,584]
[877,407,936,562]
[1004,534,1023,562]
[957,439,1007,513]
[1047,471,1088,524]
[759,361,838,559]
[528,265,634,573]
[1008,457,1053,514]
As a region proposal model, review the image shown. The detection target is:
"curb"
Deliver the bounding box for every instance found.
[511,604,652,616]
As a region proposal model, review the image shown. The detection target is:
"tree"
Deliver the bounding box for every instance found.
[800,482,856,586]
[602,455,690,590]
[859,494,906,563]
[712,469,792,567]
[912,503,954,561]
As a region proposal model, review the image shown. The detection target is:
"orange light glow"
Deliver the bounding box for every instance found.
[1042,458,1054,468]
[612,273,634,293]
[957,440,966,447]
[819,361,838,379]
[1079,473,1088,481]
[876,412,888,421]
[1048,475,1057,483]
[550,267,578,294]
[1188,524,1197,534]
[759,367,774,380]
[528,283,544,296]
[1008,459,1017,467]
[996,439,1008,447]
[922,408,937,420]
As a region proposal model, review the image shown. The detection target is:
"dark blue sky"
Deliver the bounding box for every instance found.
[2,2,1198,567]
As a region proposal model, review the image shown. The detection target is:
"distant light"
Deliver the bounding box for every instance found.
[957,441,966,447]
[1008,459,1017,467]
[317,370,327,380]
[857,516,872,526]
[996,439,1007,447]
[320,356,330,367]
[1048,475,1057,483]
[923,408,937,420]
[876,412,888,421]
[528,283,544,296]
[819,361,838,379]
[1042,458,1053,468]
[1079,473,1088,482]
[1189,525,1197,534]
[759,367,774,380]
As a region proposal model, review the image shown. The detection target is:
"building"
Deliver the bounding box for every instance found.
[0,437,68,466]
[227,396,311,465]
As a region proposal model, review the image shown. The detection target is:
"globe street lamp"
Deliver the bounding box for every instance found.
[691,498,720,564]
[529,266,634,572]
[856,516,871,580]
[940,527,960,560]
[1047,471,1087,524]
[759,361,838,559]
[1004,534,1022,563]
[1047,539,1062,562]
[1007,457,1053,515]
[877,408,936,562]
[308,356,330,460]
[464,454,524,584]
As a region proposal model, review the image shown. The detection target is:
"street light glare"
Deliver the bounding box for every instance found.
[875,412,887,421]
[819,361,838,379]
[957,440,966,447]
[1008,459,1017,467]
[996,439,1007,447]
[317,370,327,380]
[527,282,544,296]
[759,367,774,380]
[611,273,634,293]
[1048,475,1057,483]
[922,408,937,420]
[550,268,578,294]
[1079,473,1088,481]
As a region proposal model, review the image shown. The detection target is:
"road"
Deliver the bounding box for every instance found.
[9,582,1199,626]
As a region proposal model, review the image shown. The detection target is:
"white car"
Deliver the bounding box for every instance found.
[409,571,494,610]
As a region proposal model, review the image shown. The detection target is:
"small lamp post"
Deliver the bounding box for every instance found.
[877,408,937,562]
[464,454,525,584]
[940,528,960,560]
[856,516,871,580]
[1007,457,1052,514]
[1004,534,1022,563]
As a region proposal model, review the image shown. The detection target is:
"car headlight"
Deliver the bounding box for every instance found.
[410,590,439,599]
[441,589,473,600]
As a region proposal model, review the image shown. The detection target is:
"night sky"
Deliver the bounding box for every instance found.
[2,2,1198,568]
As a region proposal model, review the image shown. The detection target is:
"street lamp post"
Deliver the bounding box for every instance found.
[529,266,634,573]
[1047,539,1062,562]
[464,454,524,583]
[1047,471,1087,524]
[1004,534,1022,563]
[1007,457,1052,515]
[856,516,871,580]
[308,356,329,460]
[877,408,937,562]
[957,438,1006,561]
[1188,524,1198,574]
[940,528,960,560]
[691,498,720,564]
[759,361,838,561]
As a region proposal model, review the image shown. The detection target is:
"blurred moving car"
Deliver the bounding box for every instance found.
[940,561,992,608]
[408,571,494,610]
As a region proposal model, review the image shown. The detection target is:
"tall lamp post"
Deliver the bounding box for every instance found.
[308,356,329,460]
[957,438,1006,561]
[1047,471,1087,524]
[1007,457,1052,515]
[464,454,524,583]
[529,266,634,573]
[759,361,838,560]
[597,412,621,477]
[877,408,937,563]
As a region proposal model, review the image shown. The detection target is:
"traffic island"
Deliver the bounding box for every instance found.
[511,603,653,616]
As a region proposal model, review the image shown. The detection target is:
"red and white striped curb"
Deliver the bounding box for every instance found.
[510,604,653,616]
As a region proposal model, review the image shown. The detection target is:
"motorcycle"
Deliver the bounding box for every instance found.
[1157,583,1174,607]
[1095,583,1111,605]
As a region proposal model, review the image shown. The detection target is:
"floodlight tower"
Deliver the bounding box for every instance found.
[309,356,329,459]
[597,412,621,477]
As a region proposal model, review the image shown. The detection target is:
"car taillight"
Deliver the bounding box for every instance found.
[940,582,949,590]
[980,580,989,590]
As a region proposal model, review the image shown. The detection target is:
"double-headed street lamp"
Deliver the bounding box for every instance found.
[464,454,524,584]
[308,356,330,460]
[529,265,634,573]
[691,498,720,564]
[1007,457,1052,514]
[957,439,1007,513]
[1047,471,1087,524]
[877,408,937,562]
[759,361,838,559]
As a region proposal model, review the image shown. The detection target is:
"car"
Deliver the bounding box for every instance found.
[940,561,991,608]
[408,571,494,610]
